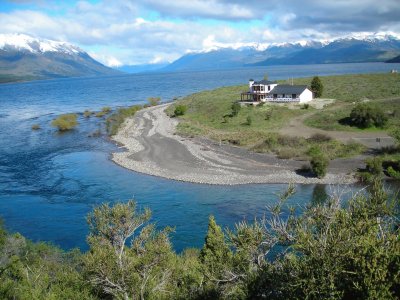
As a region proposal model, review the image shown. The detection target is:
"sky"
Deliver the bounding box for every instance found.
[0,0,399,66]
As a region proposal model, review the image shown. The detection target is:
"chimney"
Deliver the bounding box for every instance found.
[249,79,254,89]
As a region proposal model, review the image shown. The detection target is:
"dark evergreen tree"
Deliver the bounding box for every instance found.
[311,76,323,98]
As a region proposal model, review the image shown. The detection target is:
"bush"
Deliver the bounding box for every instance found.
[350,103,388,128]
[174,104,187,116]
[310,152,329,178]
[83,110,92,118]
[95,111,107,118]
[31,124,40,130]
[387,166,400,179]
[51,114,78,131]
[311,76,323,98]
[147,97,161,106]
[246,115,252,126]
[302,103,310,109]
[231,102,241,117]
[101,106,111,113]
[365,157,383,175]
[106,105,142,136]
[308,133,332,143]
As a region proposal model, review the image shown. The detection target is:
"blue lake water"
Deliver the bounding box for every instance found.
[0,63,396,252]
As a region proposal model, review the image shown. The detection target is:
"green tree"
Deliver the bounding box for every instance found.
[84,201,175,300]
[200,216,232,297]
[311,76,323,98]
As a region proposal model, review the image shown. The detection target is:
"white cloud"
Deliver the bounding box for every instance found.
[0,0,399,65]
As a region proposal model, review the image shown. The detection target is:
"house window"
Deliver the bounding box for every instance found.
[273,94,277,98]
[282,94,285,98]
[292,94,296,99]
[268,86,270,91]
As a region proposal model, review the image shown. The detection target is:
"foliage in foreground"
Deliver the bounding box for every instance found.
[0,180,399,299]
[51,113,78,131]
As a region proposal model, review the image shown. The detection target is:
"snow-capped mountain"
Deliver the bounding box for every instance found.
[162,33,400,72]
[0,33,120,82]
[0,33,83,55]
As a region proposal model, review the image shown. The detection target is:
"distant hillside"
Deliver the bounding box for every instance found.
[162,34,400,72]
[386,55,400,63]
[0,33,120,83]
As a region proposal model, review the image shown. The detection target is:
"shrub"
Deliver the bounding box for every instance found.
[265,109,273,120]
[310,153,329,178]
[31,124,40,130]
[308,133,332,143]
[350,103,388,128]
[95,111,106,117]
[147,97,161,106]
[365,157,383,175]
[311,76,323,98]
[51,114,78,131]
[106,105,142,136]
[387,166,400,179]
[83,110,92,118]
[246,115,252,126]
[302,103,310,109]
[231,102,241,117]
[174,104,187,116]
[101,106,112,113]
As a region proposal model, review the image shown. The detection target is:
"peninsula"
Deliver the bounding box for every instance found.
[110,73,400,185]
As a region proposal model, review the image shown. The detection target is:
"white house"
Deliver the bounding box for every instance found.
[241,79,313,104]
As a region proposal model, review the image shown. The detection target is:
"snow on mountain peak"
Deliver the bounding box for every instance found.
[0,33,84,55]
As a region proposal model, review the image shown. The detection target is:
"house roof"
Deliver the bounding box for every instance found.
[270,85,309,95]
[253,79,277,85]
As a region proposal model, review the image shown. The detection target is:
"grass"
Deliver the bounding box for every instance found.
[167,73,400,159]
[166,85,309,146]
[290,73,400,102]
[166,82,367,159]
[251,133,365,160]
[95,107,112,118]
[106,105,142,136]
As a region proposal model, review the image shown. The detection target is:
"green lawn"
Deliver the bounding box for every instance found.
[291,73,400,102]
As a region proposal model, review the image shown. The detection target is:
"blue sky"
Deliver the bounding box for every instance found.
[1,0,399,66]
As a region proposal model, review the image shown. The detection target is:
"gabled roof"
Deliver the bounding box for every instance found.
[270,85,309,94]
[253,79,277,85]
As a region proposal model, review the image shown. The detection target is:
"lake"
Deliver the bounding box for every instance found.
[0,63,396,252]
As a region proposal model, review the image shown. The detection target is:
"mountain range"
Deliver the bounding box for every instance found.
[0,33,120,83]
[1,33,400,83]
[162,34,400,72]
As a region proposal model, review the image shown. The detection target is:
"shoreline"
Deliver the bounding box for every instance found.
[110,103,360,185]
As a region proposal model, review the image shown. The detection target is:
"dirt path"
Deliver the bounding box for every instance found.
[111,104,360,185]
